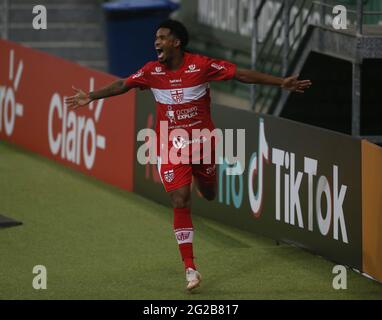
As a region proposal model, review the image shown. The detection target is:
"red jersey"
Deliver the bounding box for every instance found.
[125,52,237,162]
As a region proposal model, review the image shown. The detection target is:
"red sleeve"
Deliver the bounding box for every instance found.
[124,63,152,90]
[203,56,237,82]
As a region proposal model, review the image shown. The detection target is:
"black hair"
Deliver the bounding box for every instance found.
[158,19,189,50]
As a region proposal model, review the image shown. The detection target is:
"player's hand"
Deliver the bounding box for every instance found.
[65,86,91,109]
[281,75,312,93]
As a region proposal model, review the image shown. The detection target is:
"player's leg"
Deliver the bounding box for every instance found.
[169,185,194,268]
[157,161,201,290]
[169,183,191,208]
[192,140,217,201]
[193,164,217,201]
[170,184,201,290]
[195,176,216,201]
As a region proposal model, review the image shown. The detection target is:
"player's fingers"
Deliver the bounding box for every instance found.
[66,94,80,100]
[65,101,77,109]
[66,100,77,107]
[72,86,80,93]
[286,76,297,83]
[299,80,312,85]
[64,96,76,103]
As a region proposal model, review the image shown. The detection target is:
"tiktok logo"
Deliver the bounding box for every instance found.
[0,50,24,136]
[248,119,270,218]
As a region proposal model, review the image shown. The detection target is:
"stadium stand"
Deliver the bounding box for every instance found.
[0,0,107,71]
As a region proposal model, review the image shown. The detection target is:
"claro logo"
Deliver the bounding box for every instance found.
[0,50,24,136]
[48,78,106,170]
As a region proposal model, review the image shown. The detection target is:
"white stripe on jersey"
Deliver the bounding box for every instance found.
[151,83,208,105]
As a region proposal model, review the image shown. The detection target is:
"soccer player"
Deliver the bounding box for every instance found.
[65,19,311,291]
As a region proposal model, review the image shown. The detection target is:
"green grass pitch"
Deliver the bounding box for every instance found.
[0,141,381,300]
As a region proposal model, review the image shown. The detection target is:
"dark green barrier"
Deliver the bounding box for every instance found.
[135,91,362,270]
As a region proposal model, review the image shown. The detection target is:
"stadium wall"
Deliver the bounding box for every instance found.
[0,39,136,191]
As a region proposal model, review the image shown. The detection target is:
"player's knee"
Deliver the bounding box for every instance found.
[170,193,190,208]
[172,197,190,208]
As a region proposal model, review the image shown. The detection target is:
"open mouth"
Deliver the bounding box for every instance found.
[156,48,164,60]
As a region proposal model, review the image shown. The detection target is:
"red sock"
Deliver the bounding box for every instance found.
[173,207,196,270]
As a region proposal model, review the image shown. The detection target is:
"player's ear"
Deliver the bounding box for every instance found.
[173,38,181,49]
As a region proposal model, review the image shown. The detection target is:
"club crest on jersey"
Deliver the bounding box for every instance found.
[155,66,162,73]
[165,106,177,124]
[170,88,183,103]
[164,169,174,183]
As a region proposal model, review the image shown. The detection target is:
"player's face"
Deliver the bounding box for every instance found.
[155,28,179,64]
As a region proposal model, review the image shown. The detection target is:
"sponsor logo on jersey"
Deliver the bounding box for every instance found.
[172,135,207,149]
[151,66,166,75]
[170,88,184,103]
[169,79,182,87]
[185,64,201,73]
[132,70,144,79]
[211,63,226,71]
[164,169,174,182]
[206,165,216,175]
[176,106,198,120]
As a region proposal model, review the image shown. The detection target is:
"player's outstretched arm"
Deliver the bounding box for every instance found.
[65,79,130,109]
[234,68,312,93]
